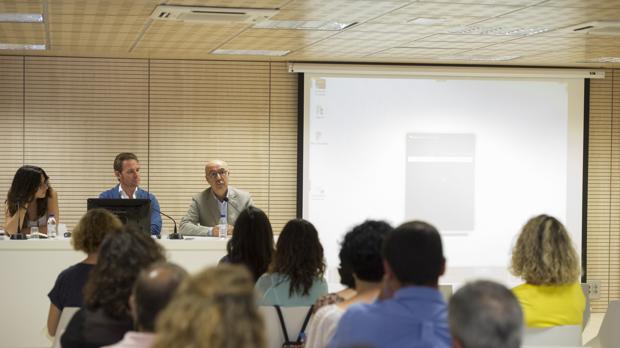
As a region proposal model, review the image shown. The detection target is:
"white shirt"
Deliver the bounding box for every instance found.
[304,304,345,348]
[118,185,137,199]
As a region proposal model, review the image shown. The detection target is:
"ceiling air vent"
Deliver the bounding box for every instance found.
[150,5,278,24]
[561,21,620,36]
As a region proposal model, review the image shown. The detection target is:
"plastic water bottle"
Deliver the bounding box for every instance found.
[219,214,227,239]
[47,214,57,239]
[30,226,39,239]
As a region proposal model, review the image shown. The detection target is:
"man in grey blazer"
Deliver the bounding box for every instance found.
[179,160,253,236]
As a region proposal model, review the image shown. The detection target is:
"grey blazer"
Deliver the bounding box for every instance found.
[179,186,253,236]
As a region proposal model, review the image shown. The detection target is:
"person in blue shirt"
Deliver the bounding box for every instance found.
[328,220,451,348]
[99,152,162,236]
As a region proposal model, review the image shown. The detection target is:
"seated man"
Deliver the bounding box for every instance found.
[103,262,188,348]
[179,160,253,236]
[99,153,162,236]
[449,280,523,348]
[328,221,451,348]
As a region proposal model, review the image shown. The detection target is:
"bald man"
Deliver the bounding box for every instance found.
[179,160,253,237]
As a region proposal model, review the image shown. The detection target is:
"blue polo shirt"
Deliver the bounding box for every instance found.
[327,286,451,348]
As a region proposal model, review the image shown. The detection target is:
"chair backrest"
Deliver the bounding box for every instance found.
[259,306,313,348]
[51,307,79,348]
[438,284,453,301]
[581,283,591,328]
[523,325,582,347]
[588,300,620,348]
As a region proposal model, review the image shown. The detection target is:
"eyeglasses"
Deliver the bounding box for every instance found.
[207,169,229,179]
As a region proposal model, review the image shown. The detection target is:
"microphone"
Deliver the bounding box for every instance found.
[152,208,183,240]
[223,197,241,214]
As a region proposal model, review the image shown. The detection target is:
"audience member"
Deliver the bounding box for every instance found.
[510,214,585,327]
[153,264,265,348]
[256,219,328,306]
[312,236,358,312]
[47,209,123,336]
[61,225,165,348]
[328,220,451,348]
[179,159,253,236]
[99,152,162,235]
[219,206,274,281]
[103,262,188,348]
[449,280,523,348]
[306,220,392,348]
[4,165,59,236]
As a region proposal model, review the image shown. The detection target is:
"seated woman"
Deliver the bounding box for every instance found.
[46,209,123,336]
[4,165,59,236]
[313,237,358,313]
[510,214,585,328]
[219,206,274,282]
[154,264,265,348]
[305,220,392,348]
[255,219,328,306]
[61,225,165,348]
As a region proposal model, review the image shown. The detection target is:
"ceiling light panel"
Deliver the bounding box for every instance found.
[254,20,355,30]
[212,49,289,56]
[0,13,43,22]
[0,43,45,50]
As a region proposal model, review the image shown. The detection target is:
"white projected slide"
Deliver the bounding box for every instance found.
[303,74,584,288]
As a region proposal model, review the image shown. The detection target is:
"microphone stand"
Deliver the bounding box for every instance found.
[10,201,27,240]
[157,210,183,240]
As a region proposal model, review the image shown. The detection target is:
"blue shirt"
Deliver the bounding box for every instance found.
[98,185,162,236]
[328,286,451,348]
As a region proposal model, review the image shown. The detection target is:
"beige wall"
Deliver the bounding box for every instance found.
[0,56,298,234]
[1,56,619,312]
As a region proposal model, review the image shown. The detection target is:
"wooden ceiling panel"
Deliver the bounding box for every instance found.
[272,0,405,22]
[48,0,159,16]
[372,1,522,23]
[369,46,463,59]
[0,0,41,12]
[0,23,44,43]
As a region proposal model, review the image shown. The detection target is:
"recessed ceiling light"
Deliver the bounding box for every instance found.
[212,49,289,56]
[254,20,355,31]
[585,57,620,63]
[407,17,447,26]
[449,26,550,36]
[439,54,520,61]
[0,43,46,50]
[0,13,43,23]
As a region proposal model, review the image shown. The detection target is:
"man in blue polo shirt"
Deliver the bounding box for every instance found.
[328,220,451,348]
[99,152,162,236]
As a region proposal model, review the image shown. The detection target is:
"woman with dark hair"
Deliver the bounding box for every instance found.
[47,209,123,336]
[60,225,165,348]
[220,206,274,282]
[305,220,392,348]
[255,219,327,306]
[4,165,59,236]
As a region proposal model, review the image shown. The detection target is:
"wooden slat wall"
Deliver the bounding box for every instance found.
[0,56,24,228]
[0,57,297,233]
[588,69,620,313]
[23,57,149,231]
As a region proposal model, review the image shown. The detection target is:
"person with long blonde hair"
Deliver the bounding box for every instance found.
[510,214,585,328]
[153,264,265,348]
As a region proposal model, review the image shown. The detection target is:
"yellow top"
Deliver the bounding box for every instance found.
[512,282,585,328]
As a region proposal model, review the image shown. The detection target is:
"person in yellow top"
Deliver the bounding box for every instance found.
[510,214,585,328]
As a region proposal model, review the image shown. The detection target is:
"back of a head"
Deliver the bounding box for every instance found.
[133,262,188,332]
[154,264,265,348]
[511,214,580,285]
[449,280,523,348]
[84,225,165,319]
[383,220,444,286]
[340,220,392,283]
[71,208,123,254]
[228,206,274,281]
[273,219,325,296]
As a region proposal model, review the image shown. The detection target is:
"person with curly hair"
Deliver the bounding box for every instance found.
[153,264,265,348]
[305,220,392,348]
[60,224,165,348]
[219,206,274,282]
[510,214,585,328]
[255,218,328,306]
[4,165,59,236]
[46,209,123,336]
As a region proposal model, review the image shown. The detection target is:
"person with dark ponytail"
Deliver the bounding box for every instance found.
[4,165,59,236]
